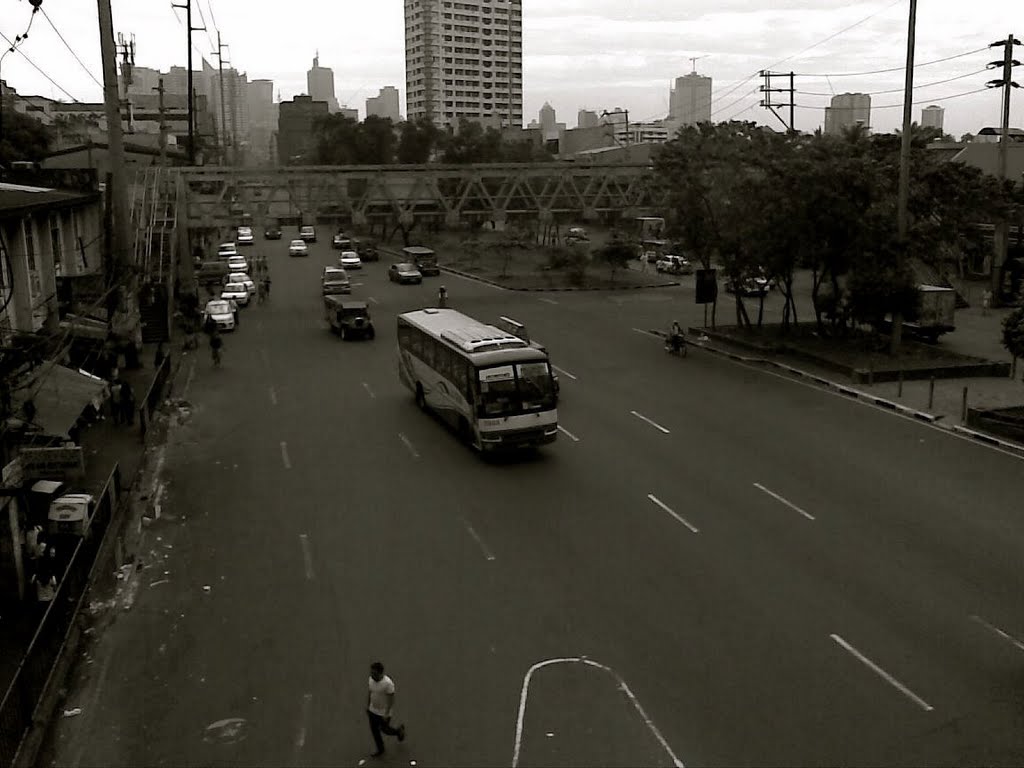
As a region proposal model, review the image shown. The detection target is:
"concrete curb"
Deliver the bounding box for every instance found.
[439,266,680,292]
[950,425,1024,456]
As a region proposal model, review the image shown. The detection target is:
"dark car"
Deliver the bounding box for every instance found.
[388,262,423,284]
[299,225,317,243]
[332,232,352,250]
[354,238,379,262]
[264,226,282,240]
[324,297,375,340]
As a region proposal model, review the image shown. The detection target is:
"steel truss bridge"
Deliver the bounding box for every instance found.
[176,163,668,233]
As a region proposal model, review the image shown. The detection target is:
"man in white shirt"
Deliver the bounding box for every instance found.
[366,661,406,757]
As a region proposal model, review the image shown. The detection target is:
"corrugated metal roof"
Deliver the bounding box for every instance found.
[0,183,98,218]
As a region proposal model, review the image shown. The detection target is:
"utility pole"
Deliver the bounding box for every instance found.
[97,0,139,350]
[892,0,918,354]
[171,0,203,164]
[213,31,229,165]
[116,33,135,133]
[986,33,1021,303]
[759,70,797,133]
[154,77,168,166]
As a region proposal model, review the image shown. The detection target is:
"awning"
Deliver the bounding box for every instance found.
[13,362,108,438]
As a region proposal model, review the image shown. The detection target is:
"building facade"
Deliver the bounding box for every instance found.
[247,79,277,164]
[404,0,523,128]
[307,54,340,114]
[366,86,402,122]
[277,95,329,165]
[668,72,712,126]
[577,109,599,129]
[824,93,871,136]
[921,105,944,131]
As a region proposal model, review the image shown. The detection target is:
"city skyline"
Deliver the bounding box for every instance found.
[0,0,1020,137]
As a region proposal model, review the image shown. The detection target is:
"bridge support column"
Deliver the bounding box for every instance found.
[398,211,415,227]
[351,211,368,228]
[490,210,507,231]
[582,207,599,222]
[445,211,462,229]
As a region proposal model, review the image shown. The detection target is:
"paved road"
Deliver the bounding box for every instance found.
[41,228,1024,767]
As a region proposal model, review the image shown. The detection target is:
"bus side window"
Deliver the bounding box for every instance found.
[410,328,424,358]
[397,322,411,347]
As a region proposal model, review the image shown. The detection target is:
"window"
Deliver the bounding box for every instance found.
[409,327,424,358]
[49,214,63,276]
[436,343,453,382]
[23,220,36,272]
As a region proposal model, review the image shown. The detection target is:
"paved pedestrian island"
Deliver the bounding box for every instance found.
[512,657,684,768]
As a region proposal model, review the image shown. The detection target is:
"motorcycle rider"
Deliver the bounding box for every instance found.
[669,320,684,353]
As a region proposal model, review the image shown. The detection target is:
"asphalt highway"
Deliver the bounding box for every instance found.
[40,228,1024,767]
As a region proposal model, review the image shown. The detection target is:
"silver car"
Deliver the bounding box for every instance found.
[221,282,250,307]
[289,239,309,257]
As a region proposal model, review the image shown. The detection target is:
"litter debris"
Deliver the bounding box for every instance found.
[546,732,554,737]
[202,585,211,592]
[149,579,170,588]
[63,708,82,718]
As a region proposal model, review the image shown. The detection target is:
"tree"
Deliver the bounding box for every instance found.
[1002,308,1024,379]
[441,118,504,164]
[312,114,362,164]
[355,116,397,164]
[596,240,634,282]
[397,117,441,164]
[846,237,920,338]
[0,108,52,166]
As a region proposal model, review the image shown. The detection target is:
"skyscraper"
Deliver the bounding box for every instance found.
[668,72,712,126]
[366,86,401,122]
[921,105,944,131]
[247,78,276,163]
[307,53,340,113]
[824,93,871,136]
[404,0,523,128]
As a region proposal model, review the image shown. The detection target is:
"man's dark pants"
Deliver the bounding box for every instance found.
[367,710,400,753]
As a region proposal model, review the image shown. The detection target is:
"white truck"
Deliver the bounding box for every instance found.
[889,285,957,343]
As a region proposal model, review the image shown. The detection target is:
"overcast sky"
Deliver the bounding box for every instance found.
[1,0,1020,138]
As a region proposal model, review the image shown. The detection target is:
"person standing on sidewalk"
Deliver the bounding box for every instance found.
[366,661,406,757]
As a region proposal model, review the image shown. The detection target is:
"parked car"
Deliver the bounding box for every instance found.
[332,232,352,250]
[224,272,256,296]
[339,250,362,270]
[322,267,351,295]
[388,262,422,284]
[724,271,773,296]
[299,225,317,243]
[264,225,282,240]
[324,297,375,340]
[655,254,694,275]
[203,299,237,331]
[217,242,238,258]
[566,226,589,242]
[236,226,254,246]
[197,260,231,286]
[289,239,309,257]
[221,282,251,307]
[226,255,249,274]
[354,238,379,261]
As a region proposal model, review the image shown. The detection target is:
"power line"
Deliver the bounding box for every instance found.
[0,29,80,102]
[40,8,103,88]
[205,0,219,34]
[794,46,989,78]
[193,2,217,58]
[170,6,209,61]
[799,67,988,97]
[793,85,992,111]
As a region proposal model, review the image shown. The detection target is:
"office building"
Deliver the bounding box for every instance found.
[307,53,340,113]
[577,109,599,129]
[921,105,944,131]
[404,0,523,128]
[366,86,401,122]
[668,72,712,126]
[247,79,277,163]
[278,95,329,165]
[824,93,871,136]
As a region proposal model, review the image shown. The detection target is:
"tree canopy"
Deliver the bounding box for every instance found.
[0,107,52,167]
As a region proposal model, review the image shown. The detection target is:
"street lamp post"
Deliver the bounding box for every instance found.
[892,0,918,354]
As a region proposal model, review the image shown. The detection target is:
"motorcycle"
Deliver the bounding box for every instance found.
[664,333,687,358]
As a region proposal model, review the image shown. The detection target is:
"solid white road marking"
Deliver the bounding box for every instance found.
[647,494,699,533]
[552,365,577,381]
[830,634,933,712]
[461,518,496,561]
[557,425,580,442]
[512,657,685,768]
[631,410,670,434]
[299,534,315,580]
[447,270,505,290]
[280,441,292,469]
[362,382,376,399]
[753,482,816,521]
[399,432,420,459]
[368,296,379,304]
[632,327,661,338]
[269,386,278,405]
[538,297,559,305]
[970,614,1024,652]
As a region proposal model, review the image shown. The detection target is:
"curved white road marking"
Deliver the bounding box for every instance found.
[538,297,559,305]
[293,692,313,758]
[631,410,670,434]
[368,296,379,304]
[280,441,292,469]
[647,494,699,533]
[269,386,278,405]
[970,614,1024,652]
[399,432,420,459]
[557,425,580,442]
[512,656,685,768]
[299,534,315,580]
[753,483,815,521]
[830,634,933,712]
[552,365,577,381]
[632,327,661,338]
[461,518,496,561]
[362,382,376,399]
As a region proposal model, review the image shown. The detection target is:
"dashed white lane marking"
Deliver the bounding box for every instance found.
[182,357,196,398]
[280,441,292,469]
[512,657,685,768]
[299,534,315,580]
[461,518,496,561]
[631,410,670,434]
[269,386,278,405]
[538,297,559,305]
[368,296,379,304]
[632,327,661,338]
[291,692,313,763]
[830,634,933,712]
[970,614,1024,652]
[557,425,580,442]
[552,365,577,381]
[753,482,816,521]
[362,382,376,399]
[647,494,699,534]
[399,432,420,459]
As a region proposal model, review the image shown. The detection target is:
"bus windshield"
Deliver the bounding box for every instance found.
[477,362,556,416]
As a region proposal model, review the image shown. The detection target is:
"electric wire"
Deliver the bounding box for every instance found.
[0,29,80,102]
[39,7,103,88]
[794,47,991,78]
[793,85,993,111]
[798,68,988,97]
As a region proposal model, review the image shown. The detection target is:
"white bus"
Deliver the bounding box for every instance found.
[397,308,559,451]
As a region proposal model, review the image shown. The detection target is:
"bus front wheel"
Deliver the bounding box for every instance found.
[415,385,426,410]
